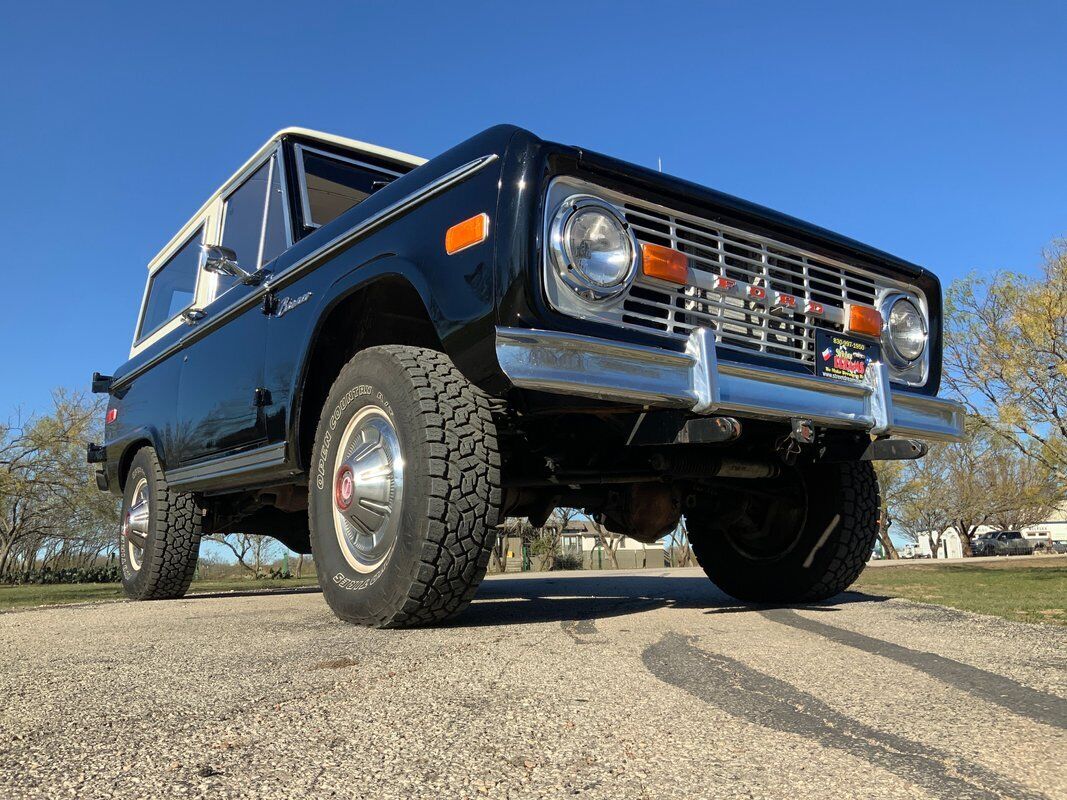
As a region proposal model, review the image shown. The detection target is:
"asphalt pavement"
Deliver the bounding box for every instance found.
[1,568,1064,799]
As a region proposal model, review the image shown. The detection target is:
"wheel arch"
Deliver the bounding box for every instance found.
[115,430,166,492]
[291,267,444,473]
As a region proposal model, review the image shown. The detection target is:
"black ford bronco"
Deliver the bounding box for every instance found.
[89,125,963,627]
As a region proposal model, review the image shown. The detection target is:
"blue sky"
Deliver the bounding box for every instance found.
[1,0,1065,416]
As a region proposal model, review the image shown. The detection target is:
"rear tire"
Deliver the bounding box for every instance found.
[119,447,202,600]
[308,346,502,627]
[687,460,879,603]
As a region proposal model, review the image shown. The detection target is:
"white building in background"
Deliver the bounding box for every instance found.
[558,519,660,553]
[917,530,964,559]
[1017,501,1067,547]
[1021,519,1067,546]
[914,505,1067,558]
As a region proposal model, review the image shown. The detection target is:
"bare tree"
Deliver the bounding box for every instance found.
[892,446,954,556]
[984,436,1063,530]
[491,518,528,574]
[944,242,1067,483]
[536,507,580,571]
[589,517,623,570]
[889,421,1062,557]
[0,391,119,579]
[205,533,277,578]
[666,520,695,567]
[873,461,906,559]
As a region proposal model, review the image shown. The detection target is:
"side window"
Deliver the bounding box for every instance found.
[261,157,287,266]
[297,146,401,229]
[137,226,203,341]
[215,154,287,300]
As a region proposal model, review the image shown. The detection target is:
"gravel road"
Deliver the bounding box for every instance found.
[1,568,1064,799]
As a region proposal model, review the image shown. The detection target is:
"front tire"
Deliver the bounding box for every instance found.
[687,461,879,603]
[119,447,203,600]
[308,346,502,627]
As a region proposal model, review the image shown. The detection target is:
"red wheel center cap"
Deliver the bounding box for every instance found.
[336,467,354,510]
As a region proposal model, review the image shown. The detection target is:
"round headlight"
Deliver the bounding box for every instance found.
[885,297,927,364]
[550,197,637,300]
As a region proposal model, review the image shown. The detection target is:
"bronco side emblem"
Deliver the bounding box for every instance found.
[274,291,313,318]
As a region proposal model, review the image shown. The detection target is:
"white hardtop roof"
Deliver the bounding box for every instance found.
[146,127,427,272]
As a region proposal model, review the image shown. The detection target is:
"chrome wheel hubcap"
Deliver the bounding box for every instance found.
[331,405,404,573]
[123,478,150,571]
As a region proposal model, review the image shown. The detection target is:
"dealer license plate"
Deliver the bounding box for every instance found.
[815,329,880,384]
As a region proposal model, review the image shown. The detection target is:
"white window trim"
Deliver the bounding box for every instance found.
[294,143,404,230]
[129,128,415,358]
[131,212,218,356]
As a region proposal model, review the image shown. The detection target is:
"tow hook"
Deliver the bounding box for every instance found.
[776,417,815,465]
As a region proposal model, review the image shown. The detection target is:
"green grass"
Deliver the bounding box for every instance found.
[0,576,321,612]
[854,559,1067,626]
[5,560,1065,626]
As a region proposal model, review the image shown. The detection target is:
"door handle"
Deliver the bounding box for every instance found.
[181,308,207,325]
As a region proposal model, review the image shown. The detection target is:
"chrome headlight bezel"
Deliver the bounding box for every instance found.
[548,195,639,302]
[879,291,930,382]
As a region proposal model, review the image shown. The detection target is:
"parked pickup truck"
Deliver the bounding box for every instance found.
[972,531,1035,557]
[89,126,964,627]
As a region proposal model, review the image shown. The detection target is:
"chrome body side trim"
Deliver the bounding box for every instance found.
[113,153,500,392]
[496,327,964,443]
[166,442,288,488]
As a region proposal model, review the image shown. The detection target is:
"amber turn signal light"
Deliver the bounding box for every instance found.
[640,243,688,284]
[445,213,489,255]
[848,304,883,338]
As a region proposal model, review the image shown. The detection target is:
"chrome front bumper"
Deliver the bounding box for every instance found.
[496,327,964,442]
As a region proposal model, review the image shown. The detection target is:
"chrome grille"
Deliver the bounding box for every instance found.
[620,202,879,366]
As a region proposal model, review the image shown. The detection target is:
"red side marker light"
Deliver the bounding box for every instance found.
[105,408,117,425]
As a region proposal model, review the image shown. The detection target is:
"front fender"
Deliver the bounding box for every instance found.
[282,249,501,472]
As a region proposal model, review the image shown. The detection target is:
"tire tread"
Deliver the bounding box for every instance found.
[689,461,879,603]
[123,447,202,601]
[312,346,501,627]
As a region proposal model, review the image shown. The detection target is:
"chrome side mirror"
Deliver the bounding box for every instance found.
[202,245,252,280]
[202,245,269,287]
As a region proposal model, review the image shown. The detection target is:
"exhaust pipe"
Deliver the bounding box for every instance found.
[649,453,780,479]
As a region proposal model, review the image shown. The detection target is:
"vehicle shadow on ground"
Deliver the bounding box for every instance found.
[454,573,888,628]
[183,586,323,601]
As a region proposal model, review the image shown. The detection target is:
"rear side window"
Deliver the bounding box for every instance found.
[138,226,203,340]
[296,145,402,229]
